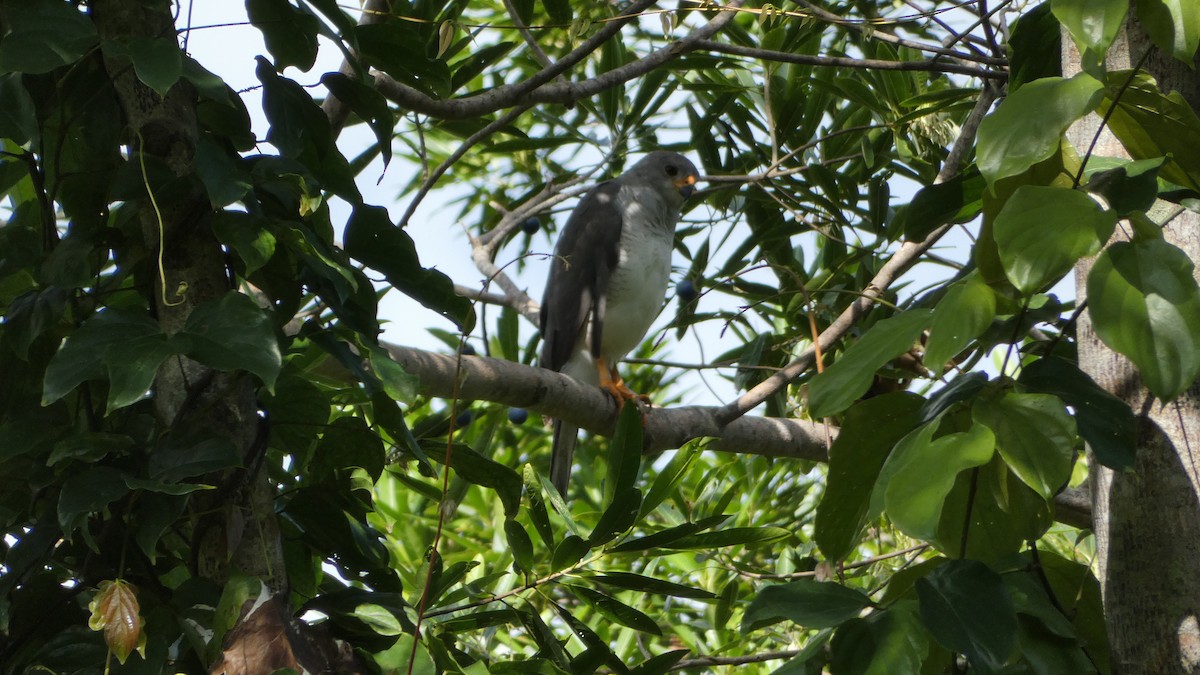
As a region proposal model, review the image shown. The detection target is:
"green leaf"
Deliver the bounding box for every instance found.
[917,560,1018,674]
[1087,239,1200,400]
[609,515,729,553]
[59,466,131,533]
[344,205,474,331]
[972,393,1076,500]
[589,487,641,546]
[883,421,996,540]
[247,0,320,71]
[829,604,928,675]
[0,73,37,144]
[1136,0,1200,65]
[43,310,172,409]
[664,526,790,550]
[815,392,924,561]
[0,1,98,74]
[808,310,933,418]
[1099,71,1200,191]
[639,443,698,518]
[103,37,182,97]
[374,634,436,675]
[742,579,872,632]
[895,170,986,241]
[573,586,661,635]
[1051,0,1128,56]
[49,433,134,466]
[195,136,253,208]
[354,603,405,636]
[587,572,717,599]
[504,520,534,572]
[925,273,997,370]
[149,424,242,482]
[441,444,522,517]
[551,535,590,572]
[212,211,275,274]
[605,402,643,505]
[320,72,395,167]
[976,74,1103,186]
[1083,156,1165,216]
[1007,3,1062,89]
[992,185,1117,294]
[309,416,385,482]
[181,292,282,390]
[629,650,688,675]
[1018,356,1136,469]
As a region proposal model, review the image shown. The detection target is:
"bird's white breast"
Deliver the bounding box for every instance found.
[601,184,675,360]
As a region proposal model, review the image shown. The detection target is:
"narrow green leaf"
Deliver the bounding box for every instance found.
[973,393,1077,500]
[815,392,924,561]
[639,443,699,519]
[589,487,641,546]
[149,425,241,482]
[573,586,661,635]
[992,186,1117,295]
[666,526,790,550]
[976,74,1103,186]
[181,292,282,390]
[742,579,872,632]
[925,273,997,370]
[629,650,689,675]
[883,422,996,540]
[441,445,522,517]
[608,515,730,553]
[917,560,1018,674]
[1018,356,1135,469]
[1099,71,1200,191]
[1087,239,1200,400]
[48,433,134,466]
[587,572,717,599]
[605,402,643,505]
[808,310,933,418]
[505,520,535,572]
[895,170,985,241]
[551,535,590,572]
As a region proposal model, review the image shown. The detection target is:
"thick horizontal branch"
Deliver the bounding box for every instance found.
[378,342,1093,527]
[383,343,830,461]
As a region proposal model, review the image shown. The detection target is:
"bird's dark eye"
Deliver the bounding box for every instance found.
[665,165,679,177]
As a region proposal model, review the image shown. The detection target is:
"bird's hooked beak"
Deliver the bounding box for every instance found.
[675,173,698,200]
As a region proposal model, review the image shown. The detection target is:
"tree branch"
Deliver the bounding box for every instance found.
[695,39,1006,79]
[374,0,745,120]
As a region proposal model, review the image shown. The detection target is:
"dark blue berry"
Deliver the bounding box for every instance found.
[460,342,476,356]
[522,217,540,235]
[454,410,473,428]
[508,408,529,424]
[676,279,698,303]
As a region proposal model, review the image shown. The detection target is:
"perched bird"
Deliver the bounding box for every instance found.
[539,151,700,495]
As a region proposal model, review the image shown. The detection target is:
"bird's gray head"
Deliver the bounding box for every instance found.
[625,151,700,207]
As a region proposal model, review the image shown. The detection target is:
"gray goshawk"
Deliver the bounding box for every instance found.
[539,151,700,495]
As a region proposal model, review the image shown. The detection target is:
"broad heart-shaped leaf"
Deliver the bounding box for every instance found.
[211,211,275,274]
[0,0,98,74]
[882,421,996,541]
[1137,0,1200,65]
[246,0,320,71]
[976,74,1103,186]
[895,169,985,241]
[992,185,1117,295]
[179,292,282,391]
[1019,357,1136,470]
[149,424,241,483]
[741,579,872,632]
[815,392,924,562]
[344,205,474,331]
[1100,71,1200,192]
[1087,239,1200,400]
[320,72,395,168]
[829,603,928,675]
[1051,0,1128,56]
[43,310,173,410]
[925,272,997,371]
[0,73,37,145]
[605,402,643,505]
[59,466,132,534]
[916,560,1018,674]
[972,393,1076,501]
[808,309,933,418]
[1083,156,1165,216]
[102,37,182,98]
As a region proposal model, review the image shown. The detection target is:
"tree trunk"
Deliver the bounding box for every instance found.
[1066,20,1200,674]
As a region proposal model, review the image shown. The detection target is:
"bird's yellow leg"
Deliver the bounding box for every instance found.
[596,358,649,403]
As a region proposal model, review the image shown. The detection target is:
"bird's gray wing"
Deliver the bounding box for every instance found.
[539,180,625,372]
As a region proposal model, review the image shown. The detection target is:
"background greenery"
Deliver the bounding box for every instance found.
[1,0,1198,672]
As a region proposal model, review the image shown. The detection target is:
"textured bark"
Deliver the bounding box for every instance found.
[1065,22,1200,674]
[91,0,285,591]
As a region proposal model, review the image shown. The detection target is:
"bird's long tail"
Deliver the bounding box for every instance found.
[550,420,578,496]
